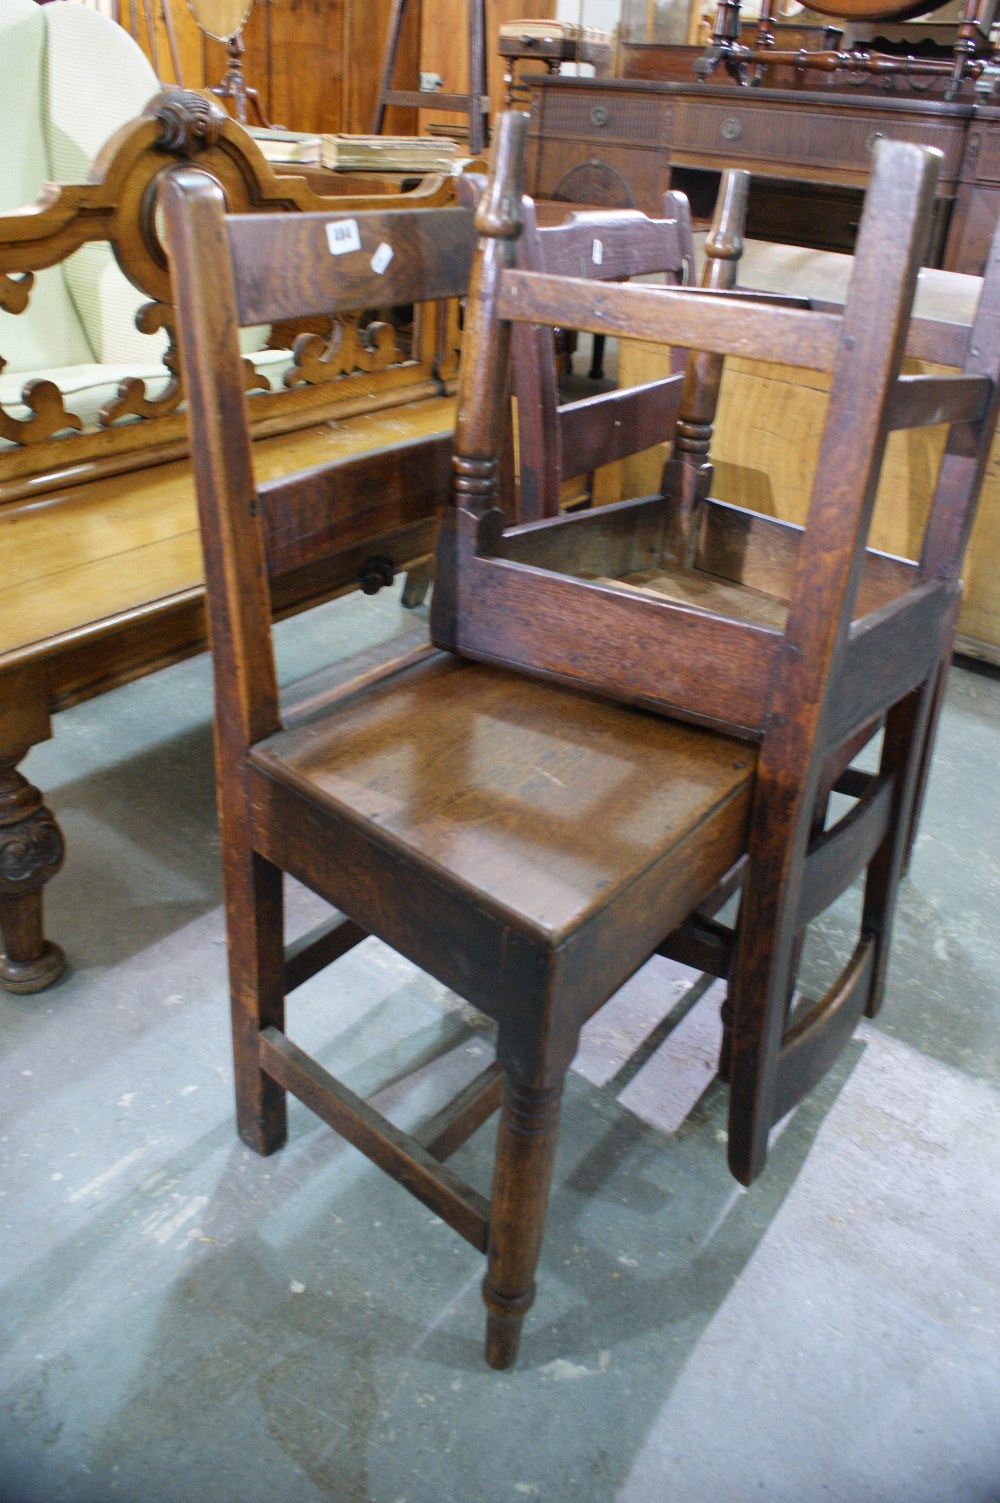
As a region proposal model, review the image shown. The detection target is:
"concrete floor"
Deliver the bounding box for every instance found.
[1,585,998,1503]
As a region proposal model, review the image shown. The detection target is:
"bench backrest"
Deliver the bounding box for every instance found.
[0,86,459,498]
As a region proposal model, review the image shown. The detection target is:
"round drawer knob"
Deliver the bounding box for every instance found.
[866,130,886,155]
[721,117,743,142]
[590,105,610,128]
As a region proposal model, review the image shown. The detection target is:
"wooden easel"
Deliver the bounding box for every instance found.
[370,0,489,155]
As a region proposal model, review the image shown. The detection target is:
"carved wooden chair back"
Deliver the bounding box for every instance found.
[433,111,1000,1184]
[162,165,763,1368]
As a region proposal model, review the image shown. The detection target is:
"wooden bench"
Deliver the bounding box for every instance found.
[0,91,466,993]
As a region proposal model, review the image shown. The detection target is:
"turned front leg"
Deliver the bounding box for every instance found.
[483,1074,564,1370]
[0,749,65,993]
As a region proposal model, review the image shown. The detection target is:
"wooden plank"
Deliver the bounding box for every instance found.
[258,1026,491,1251]
[283,913,368,993]
[886,373,991,431]
[906,315,970,367]
[452,552,778,735]
[497,271,844,371]
[230,207,475,324]
[828,579,956,747]
[771,938,875,1124]
[557,377,684,476]
[795,772,893,932]
[382,89,489,110]
[259,432,452,577]
[415,1062,504,1160]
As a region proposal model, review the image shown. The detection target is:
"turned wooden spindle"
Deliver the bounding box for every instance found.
[483,1075,564,1370]
[660,168,749,562]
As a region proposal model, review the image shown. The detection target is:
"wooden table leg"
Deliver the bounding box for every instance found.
[0,668,65,993]
[0,749,65,992]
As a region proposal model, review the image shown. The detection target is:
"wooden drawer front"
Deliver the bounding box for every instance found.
[962,125,1000,187]
[538,90,668,146]
[672,100,966,183]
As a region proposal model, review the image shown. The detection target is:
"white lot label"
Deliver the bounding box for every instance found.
[592,238,604,265]
[371,242,394,275]
[326,218,362,255]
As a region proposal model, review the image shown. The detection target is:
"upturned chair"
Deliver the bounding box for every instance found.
[433,113,1000,1187]
[483,172,748,522]
[509,190,695,522]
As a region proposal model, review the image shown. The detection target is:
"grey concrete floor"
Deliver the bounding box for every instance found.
[1,585,998,1503]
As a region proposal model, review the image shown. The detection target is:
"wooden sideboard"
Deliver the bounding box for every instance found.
[524,73,1000,274]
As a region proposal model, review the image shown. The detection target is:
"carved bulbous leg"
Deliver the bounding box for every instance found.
[0,751,66,993]
[483,1075,564,1370]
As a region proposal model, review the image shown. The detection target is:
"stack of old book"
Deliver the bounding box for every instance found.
[248,129,459,173]
[318,135,459,171]
[247,129,324,165]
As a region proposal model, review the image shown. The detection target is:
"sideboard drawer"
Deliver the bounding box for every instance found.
[536,89,669,146]
[670,98,966,185]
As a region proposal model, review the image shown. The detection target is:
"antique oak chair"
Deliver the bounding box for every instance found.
[433,114,1000,1187]
[162,158,759,1368]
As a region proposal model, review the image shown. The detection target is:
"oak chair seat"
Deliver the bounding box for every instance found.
[509,502,926,634]
[256,647,753,965]
[579,562,790,628]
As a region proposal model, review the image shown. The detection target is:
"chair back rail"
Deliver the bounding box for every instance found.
[498,273,844,374]
[226,207,476,326]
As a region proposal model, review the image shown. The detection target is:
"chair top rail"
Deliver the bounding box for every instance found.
[525,203,693,283]
[228,206,476,326]
[497,271,844,372]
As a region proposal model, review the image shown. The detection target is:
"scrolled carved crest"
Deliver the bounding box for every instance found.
[154,91,228,157]
[0,358,84,446]
[285,314,401,387]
